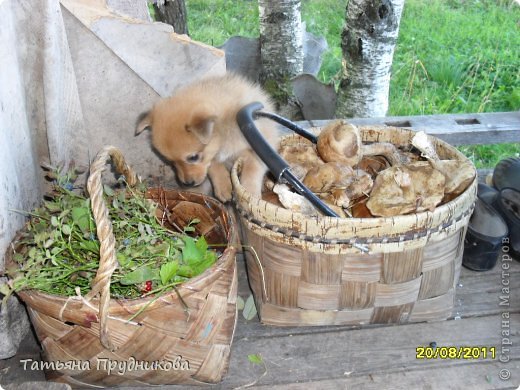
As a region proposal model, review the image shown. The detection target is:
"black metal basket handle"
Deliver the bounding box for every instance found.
[236,102,339,218]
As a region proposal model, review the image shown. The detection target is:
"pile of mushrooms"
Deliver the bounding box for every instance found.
[263,121,475,217]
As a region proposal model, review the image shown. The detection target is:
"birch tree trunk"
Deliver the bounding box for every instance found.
[153,0,189,35]
[258,0,303,109]
[336,0,405,118]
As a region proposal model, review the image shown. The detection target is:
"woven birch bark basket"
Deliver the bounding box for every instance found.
[231,126,477,326]
[6,146,238,387]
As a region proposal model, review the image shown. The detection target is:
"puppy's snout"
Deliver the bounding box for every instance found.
[180,179,196,187]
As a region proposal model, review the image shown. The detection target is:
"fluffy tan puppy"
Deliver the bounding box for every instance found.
[136,73,279,202]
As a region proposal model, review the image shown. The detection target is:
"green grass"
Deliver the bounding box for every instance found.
[459,143,520,168]
[184,0,519,168]
[389,0,520,116]
[186,0,259,46]
[389,0,520,168]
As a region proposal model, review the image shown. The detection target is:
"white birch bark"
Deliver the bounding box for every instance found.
[336,0,405,118]
[258,0,304,84]
[153,0,189,35]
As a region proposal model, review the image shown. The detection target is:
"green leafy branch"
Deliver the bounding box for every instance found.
[4,165,220,301]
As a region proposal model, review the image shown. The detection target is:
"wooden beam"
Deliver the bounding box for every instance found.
[291,111,520,146]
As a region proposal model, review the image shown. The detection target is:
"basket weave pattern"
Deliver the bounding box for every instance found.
[232,127,476,327]
[9,147,238,387]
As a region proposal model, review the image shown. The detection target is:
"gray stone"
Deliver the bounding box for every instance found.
[220,27,328,82]
[0,292,30,360]
[219,36,261,82]
[292,73,337,120]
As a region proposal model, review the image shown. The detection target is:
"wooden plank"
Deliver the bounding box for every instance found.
[252,362,519,390]
[459,252,520,277]
[453,261,520,318]
[291,111,520,146]
[218,314,519,389]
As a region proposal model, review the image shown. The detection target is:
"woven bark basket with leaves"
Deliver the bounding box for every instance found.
[231,126,477,327]
[6,146,238,387]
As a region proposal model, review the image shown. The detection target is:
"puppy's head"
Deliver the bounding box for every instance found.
[136,98,220,187]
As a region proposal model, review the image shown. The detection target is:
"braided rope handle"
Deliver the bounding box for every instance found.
[86,146,139,350]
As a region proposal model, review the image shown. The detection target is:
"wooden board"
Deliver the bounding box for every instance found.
[253,362,519,390]
[221,315,519,389]
[291,111,520,146]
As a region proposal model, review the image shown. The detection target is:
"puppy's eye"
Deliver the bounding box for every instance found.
[186,153,201,163]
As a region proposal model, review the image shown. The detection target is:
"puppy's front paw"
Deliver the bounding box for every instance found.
[213,178,233,203]
[208,162,233,203]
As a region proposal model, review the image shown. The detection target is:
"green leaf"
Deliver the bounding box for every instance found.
[148,242,170,256]
[79,240,99,253]
[138,223,146,237]
[58,209,71,220]
[34,232,47,244]
[61,224,72,235]
[181,236,217,276]
[160,261,179,285]
[118,191,126,203]
[184,218,201,233]
[191,250,217,276]
[50,216,59,227]
[182,236,203,264]
[71,207,91,234]
[44,201,62,213]
[120,266,159,285]
[177,265,194,278]
[195,236,208,254]
[0,283,12,296]
[243,294,257,321]
[236,295,245,310]
[103,185,115,197]
[248,354,263,366]
[116,252,129,266]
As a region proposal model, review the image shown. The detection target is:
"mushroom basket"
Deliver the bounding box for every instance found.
[232,126,477,327]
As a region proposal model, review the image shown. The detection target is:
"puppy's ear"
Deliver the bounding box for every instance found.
[135,111,152,135]
[187,113,217,145]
